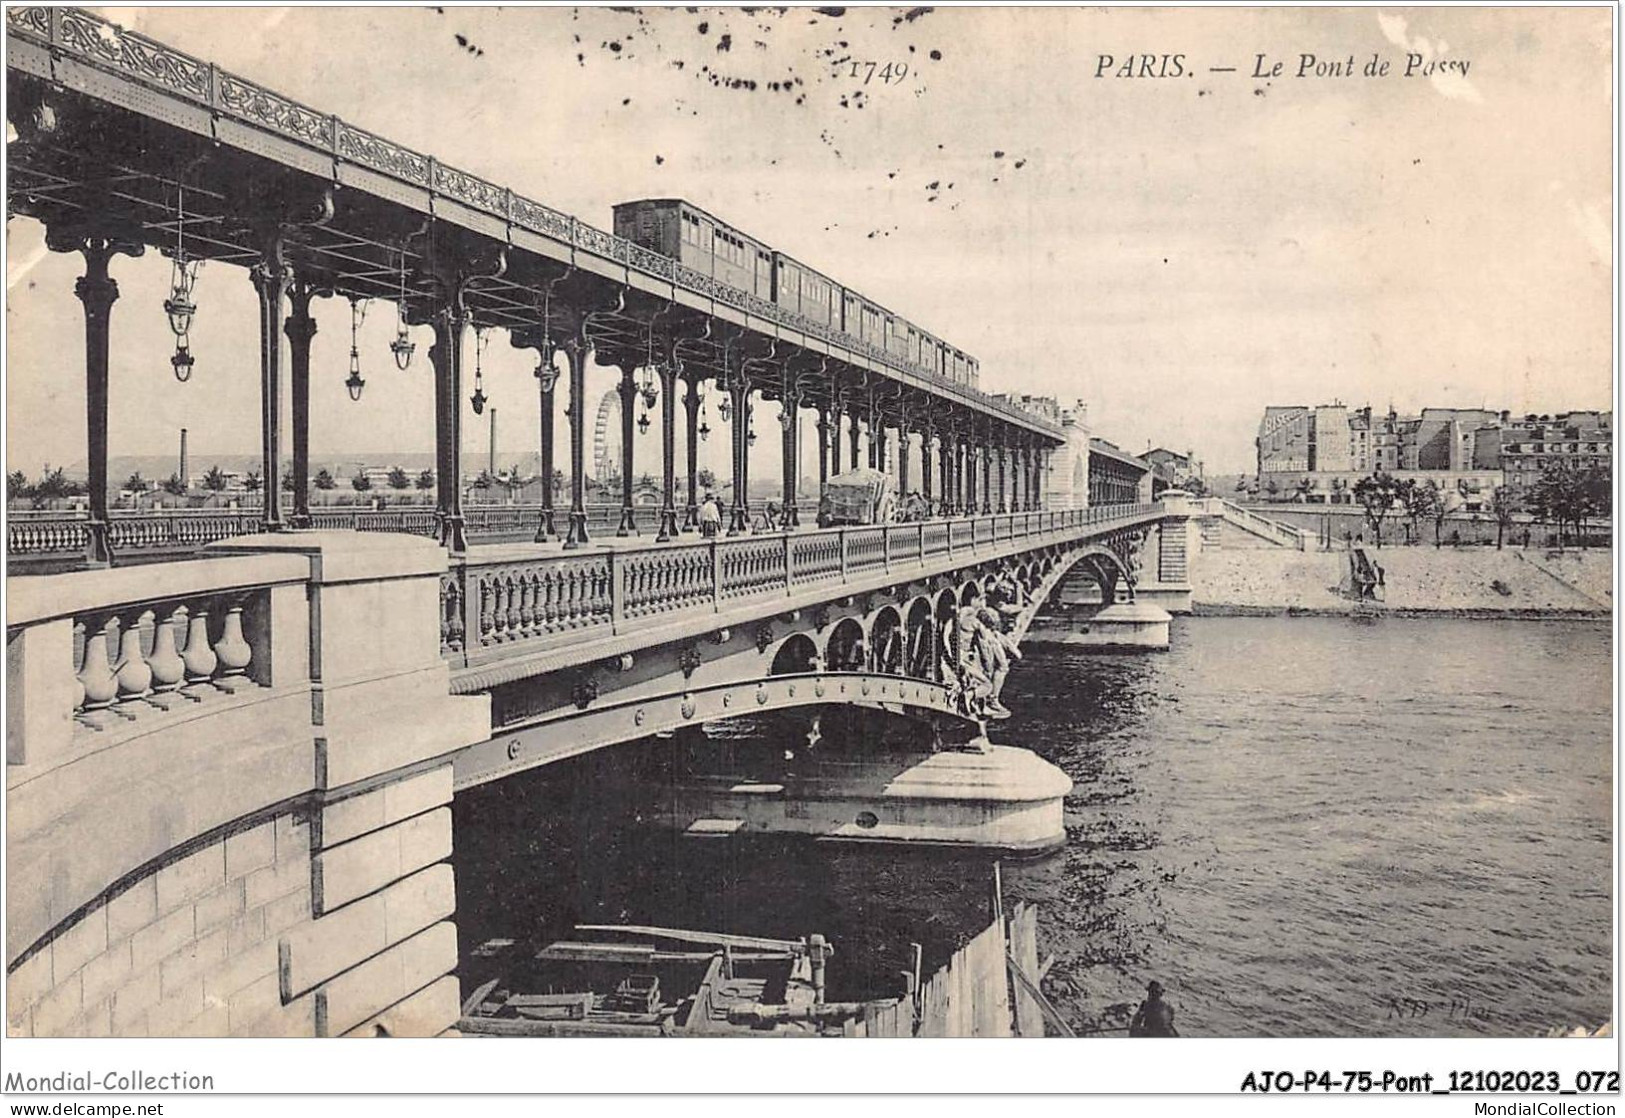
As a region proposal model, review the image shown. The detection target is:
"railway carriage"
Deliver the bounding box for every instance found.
[612,199,772,299]
[612,196,974,390]
[772,252,840,328]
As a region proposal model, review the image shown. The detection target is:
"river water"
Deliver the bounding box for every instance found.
[453,615,1613,1038]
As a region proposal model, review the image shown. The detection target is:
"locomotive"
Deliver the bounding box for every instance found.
[611,198,979,391]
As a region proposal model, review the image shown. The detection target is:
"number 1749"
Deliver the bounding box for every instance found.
[849,61,909,84]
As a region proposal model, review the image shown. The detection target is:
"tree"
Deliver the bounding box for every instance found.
[1295,476,1314,502]
[242,470,262,493]
[1423,482,1448,548]
[387,466,411,490]
[1264,477,1279,498]
[415,469,435,491]
[471,469,494,491]
[161,473,187,497]
[696,467,718,492]
[1530,462,1606,549]
[1352,471,1403,547]
[1234,475,1249,493]
[31,466,84,506]
[1489,486,1518,550]
[282,472,296,492]
[7,469,29,503]
[314,468,337,491]
[1398,478,1433,544]
[202,465,229,493]
[123,471,147,495]
[351,471,373,492]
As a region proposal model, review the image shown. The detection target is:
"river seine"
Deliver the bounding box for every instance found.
[454,615,1612,1037]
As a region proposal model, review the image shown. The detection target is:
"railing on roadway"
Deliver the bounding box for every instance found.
[5,503,819,562]
[438,503,1162,665]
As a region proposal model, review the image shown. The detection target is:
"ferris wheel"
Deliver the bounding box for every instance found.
[593,389,622,483]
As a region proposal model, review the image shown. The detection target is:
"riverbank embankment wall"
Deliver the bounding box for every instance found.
[1191,546,1612,616]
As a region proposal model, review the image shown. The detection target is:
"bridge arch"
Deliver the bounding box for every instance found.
[769,632,820,676]
[823,615,867,672]
[903,596,936,679]
[868,605,905,674]
[1048,544,1136,605]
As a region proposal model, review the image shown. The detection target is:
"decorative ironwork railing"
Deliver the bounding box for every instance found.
[4,5,1058,438]
[6,502,820,560]
[438,503,1163,664]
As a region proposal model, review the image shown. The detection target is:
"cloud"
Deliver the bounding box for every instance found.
[1376,11,1482,103]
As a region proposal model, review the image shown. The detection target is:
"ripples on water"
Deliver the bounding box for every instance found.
[454,616,1612,1037]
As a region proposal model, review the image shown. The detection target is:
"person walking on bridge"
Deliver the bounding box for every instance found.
[699,491,722,538]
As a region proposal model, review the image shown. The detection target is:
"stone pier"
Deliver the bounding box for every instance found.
[6,533,489,1037]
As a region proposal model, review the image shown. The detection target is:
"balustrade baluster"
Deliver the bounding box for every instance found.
[517,572,535,636]
[181,606,218,696]
[212,601,255,692]
[491,575,511,642]
[594,563,612,621]
[475,574,494,646]
[112,610,154,714]
[563,566,582,628]
[502,572,521,639]
[146,604,188,708]
[439,576,457,654]
[76,615,119,723]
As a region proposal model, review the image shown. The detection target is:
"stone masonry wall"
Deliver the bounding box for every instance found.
[6,762,462,1038]
[7,811,315,1038]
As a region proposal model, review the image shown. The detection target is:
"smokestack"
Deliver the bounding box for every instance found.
[179,428,189,490]
[488,407,497,477]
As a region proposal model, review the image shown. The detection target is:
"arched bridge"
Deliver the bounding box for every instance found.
[6,496,1195,1040]
[438,504,1167,787]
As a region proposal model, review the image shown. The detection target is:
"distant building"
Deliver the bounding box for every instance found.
[1144,447,1204,493]
[1500,412,1613,493]
[1088,439,1153,505]
[1256,402,1611,505]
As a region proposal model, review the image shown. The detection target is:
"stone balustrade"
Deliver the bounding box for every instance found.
[6,553,313,964]
[6,553,310,771]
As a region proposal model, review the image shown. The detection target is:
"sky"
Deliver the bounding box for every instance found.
[4,5,1614,478]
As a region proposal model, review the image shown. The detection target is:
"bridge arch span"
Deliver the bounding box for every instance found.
[457,670,976,791]
[768,632,820,676]
[868,605,905,675]
[823,615,867,672]
[903,596,937,679]
[1045,544,1135,605]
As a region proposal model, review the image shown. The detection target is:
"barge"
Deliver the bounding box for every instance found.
[460,925,901,1037]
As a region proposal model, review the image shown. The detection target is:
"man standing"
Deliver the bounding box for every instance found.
[699,491,722,538]
[1129,981,1179,1037]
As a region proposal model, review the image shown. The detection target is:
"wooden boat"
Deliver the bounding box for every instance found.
[459,925,901,1037]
